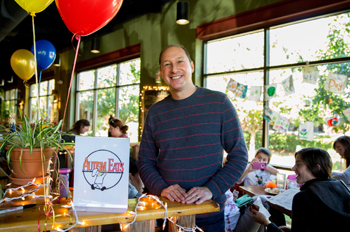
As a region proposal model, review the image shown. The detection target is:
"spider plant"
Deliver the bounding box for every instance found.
[0,113,73,172]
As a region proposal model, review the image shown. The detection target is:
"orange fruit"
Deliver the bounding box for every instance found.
[265,181,277,189]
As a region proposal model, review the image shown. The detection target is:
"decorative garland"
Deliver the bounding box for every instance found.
[120,194,203,232]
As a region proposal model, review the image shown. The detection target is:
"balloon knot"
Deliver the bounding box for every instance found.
[75,35,81,40]
[30,12,36,17]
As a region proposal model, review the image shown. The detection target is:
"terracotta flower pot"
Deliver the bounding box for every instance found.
[10,147,54,179]
[9,174,50,187]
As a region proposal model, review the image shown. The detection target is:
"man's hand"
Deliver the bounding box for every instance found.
[161,184,187,202]
[182,187,212,205]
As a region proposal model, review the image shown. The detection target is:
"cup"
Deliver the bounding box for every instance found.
[276,173,286,190]
[58,168,71,199]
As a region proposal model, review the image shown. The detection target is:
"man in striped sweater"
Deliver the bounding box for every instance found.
[138,45,248,231]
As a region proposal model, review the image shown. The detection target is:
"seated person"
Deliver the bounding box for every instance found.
[108,116,128,138]
[236,148,284,227]
[129,156,144,198]
[250,147,350,232]
[332,136,350,187]
[237,148,278,186]
[62,119,90,142]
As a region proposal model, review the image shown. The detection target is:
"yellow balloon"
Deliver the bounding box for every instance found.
[10,49,35,81]
[14,0,54,15]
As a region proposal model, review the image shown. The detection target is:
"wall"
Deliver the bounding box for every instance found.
[57,0,284,130]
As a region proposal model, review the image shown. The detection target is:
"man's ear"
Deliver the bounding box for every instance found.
[317,164,321,171]
[190,61,194,73]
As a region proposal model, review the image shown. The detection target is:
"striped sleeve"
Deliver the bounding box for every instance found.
[137,113,169,195]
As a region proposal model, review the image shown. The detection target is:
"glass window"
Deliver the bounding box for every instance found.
[76,58,140,143]
[29,80,55,122]
[3,89,18,122]
[205,11,350,171]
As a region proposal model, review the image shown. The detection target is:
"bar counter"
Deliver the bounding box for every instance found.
[0,197,219,232]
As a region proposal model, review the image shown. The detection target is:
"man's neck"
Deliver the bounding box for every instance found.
[171,85,197,100]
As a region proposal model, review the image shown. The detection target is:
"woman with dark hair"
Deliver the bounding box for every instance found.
[108,116,128,138]
[332,135,350,187]
[250,147,350,232]
[62,119,90,142]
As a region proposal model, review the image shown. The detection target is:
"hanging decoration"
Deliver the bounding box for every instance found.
[264,84,277,100]
[55,0,123,36]
[298,122,314,141]
[10,49,35,82]
[30,40,56,70]
[14,0,53,16]
[263,106,277,123]
[248,86,261,101]
[226,79,247,98]
[302,66,319,84]
[273,114,290,132]
[324,73,347,94]
[281,75,295,96]
[342,107,350,122]
[325,114,339,127]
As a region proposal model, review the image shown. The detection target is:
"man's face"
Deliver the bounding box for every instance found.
[159,46,194,93]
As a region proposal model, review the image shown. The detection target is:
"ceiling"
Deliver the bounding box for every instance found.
[0,0,174,88]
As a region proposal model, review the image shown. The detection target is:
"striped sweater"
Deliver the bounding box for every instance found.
[138,87,248,207]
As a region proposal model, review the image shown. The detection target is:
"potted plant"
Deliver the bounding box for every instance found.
[0,113,72,186]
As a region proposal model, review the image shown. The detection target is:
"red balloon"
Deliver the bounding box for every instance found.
[56,0,124,36]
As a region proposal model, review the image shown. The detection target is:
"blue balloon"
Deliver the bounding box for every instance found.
[30,40,56,70]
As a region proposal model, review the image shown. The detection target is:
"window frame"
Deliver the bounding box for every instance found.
[203,10,350,169]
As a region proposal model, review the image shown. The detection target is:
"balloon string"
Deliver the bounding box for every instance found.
[62,34,81,126]
[50,35,81,192]
[32,14,40,121]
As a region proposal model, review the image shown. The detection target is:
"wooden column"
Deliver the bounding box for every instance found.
[69,225,101,232]
[123,220,156,232]
[168,215,195,232]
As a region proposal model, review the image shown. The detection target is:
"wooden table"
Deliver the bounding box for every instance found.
[239,185,292,217]
[0,197,219,232]
[238,185,269,197]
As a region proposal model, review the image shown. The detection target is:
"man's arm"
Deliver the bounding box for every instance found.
[138,115,187,201]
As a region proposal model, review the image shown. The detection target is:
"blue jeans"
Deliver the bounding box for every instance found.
[196,210,225,232]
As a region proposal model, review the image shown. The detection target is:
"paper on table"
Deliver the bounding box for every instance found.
[254,197,271,219]
[267,188,300,211]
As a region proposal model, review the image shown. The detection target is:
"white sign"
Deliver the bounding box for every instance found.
[73,136,130,213]
[302,66,319,84]
[299,121,314,141]
[324,73,347,94]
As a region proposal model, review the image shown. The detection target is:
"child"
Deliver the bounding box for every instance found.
[237,148,278,186]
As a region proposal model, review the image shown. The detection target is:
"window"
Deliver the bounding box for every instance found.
[29,80,55,122]
[205,12,350,171]
[76,58,140,143]
[3,89,18,121]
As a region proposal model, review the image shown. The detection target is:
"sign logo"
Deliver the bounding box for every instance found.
[82,149,124,191]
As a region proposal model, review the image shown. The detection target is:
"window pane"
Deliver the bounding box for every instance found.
[96,88,116,137]
[268,62,350,168]
[78,70,95,90]
[5,90,9,99]
[48,80,55,95]
[270,12,350,66]
[119,58,141,85]
[118,85,140,143]
[31,84,38,97]
[206,31,264,74]
[77,91,94,125]
[97,64,116,88]
[40,81,48,96]
[207,71,264,160]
